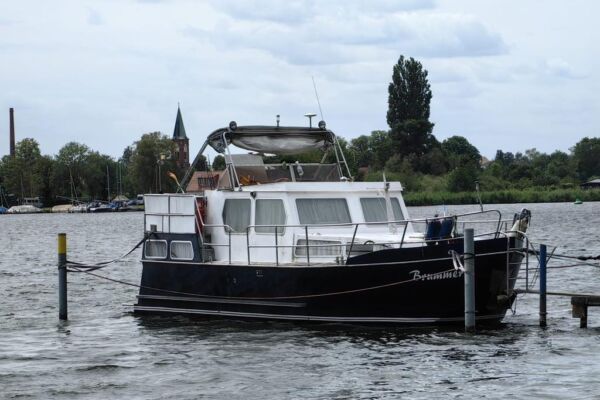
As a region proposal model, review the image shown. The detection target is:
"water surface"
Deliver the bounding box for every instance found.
[1,203,600,399]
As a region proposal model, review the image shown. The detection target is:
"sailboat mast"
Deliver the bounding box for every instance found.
[106,165,111,201]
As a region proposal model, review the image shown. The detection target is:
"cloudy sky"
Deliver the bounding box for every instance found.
[0,0,598,160]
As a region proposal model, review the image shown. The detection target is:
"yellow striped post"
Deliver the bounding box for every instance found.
[58,233,67,320]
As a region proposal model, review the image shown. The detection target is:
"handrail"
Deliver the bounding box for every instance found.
[153,208,509,266]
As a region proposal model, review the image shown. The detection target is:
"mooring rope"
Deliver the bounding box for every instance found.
[66,233,151,271]
[66,265,460,300]
[556,254,600,262]
[524,248,600,271]
[526,248,600,262]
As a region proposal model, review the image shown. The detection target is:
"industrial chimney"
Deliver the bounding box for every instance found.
[9,108,15,158]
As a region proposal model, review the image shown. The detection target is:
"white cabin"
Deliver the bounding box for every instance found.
[144,123,428,266]
[144,181,427,265]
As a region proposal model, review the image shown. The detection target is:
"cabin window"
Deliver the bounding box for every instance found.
[145,240,167,259]
[255,199,286,234]
[222,199,251,233]
[296,198,351,225]
[295,239,343,257]
[360,198,404,223]
[170,241,194,260]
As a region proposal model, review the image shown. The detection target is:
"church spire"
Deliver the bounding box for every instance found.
[172,105,187,140]
[171,105,190,169]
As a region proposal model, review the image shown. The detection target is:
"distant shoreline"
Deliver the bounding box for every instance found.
[404,189,600,206]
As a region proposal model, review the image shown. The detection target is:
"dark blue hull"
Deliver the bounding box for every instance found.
[134,237,522,324]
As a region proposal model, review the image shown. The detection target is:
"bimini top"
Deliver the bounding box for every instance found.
[206,125,335,155]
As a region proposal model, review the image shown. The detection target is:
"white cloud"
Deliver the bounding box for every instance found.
[209,0,437,24]
[187,10,506,66]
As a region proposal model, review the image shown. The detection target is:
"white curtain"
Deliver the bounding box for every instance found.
[170,241,194,260]
[145,240,167,258]
[223,199,251,232]
[360,198,404,222]
[255,199,286,234]
[296,198,351,225]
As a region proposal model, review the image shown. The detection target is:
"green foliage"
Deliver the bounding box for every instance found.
[389,119,438,158]
[1,139,44,200]
[417,147,447,175]
[53,142,91,199]
[385,55,441,176]
[212,155,226,170]
[572,137,600,181]
[442,136,481,170]
[129,132,179,194]
[387,55,432,126]
[404,188,600,206]
[348,135,372,168]
[447,166,478,192]
[479,147,577,192]
[347,130,393,171]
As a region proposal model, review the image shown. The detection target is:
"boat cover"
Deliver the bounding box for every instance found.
[206,126,335,155]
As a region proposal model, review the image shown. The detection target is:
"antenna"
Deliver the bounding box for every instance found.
[312,76,325,121]
[304,112,317,128]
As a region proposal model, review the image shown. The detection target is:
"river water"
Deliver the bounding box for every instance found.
[1,203,599,399]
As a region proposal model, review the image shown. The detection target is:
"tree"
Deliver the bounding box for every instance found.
[369,130,395,170]
[84,152,117,200]
[390,119,438,158]
[349,135,373,169]
[128,132,179,194]
[572,137,600,181]
[442,136,481,170]
[447,164,479,192]
[387,55,432,126]
[386,55,438,169]
[54,142,91,199]
[1,139,44,200]
[36,155,56,205]
[546,150,574,181]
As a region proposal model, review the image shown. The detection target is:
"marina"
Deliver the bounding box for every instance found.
[2,203,600,398]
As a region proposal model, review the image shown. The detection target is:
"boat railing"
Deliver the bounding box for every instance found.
[198,209,510,266]
[202,223,235,264]
[147,206,521,274]
[242,220,411,266]
[499,230,551,294]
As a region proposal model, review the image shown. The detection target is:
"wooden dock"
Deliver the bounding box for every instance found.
[516,289,600,328]
[572,296,600,328]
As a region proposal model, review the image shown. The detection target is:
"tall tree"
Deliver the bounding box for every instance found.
[386,55,438,166]
[387,55,432,127]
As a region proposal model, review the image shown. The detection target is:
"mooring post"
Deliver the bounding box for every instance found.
[539,244,547,327]
[464,228,476,332]
[58,233,68,320]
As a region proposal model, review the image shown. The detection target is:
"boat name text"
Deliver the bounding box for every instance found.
[410,269,463,281]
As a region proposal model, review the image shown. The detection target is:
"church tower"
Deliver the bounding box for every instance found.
[172,105,190,169]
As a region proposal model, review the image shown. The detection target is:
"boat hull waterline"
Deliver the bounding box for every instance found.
[134,238,522,324]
